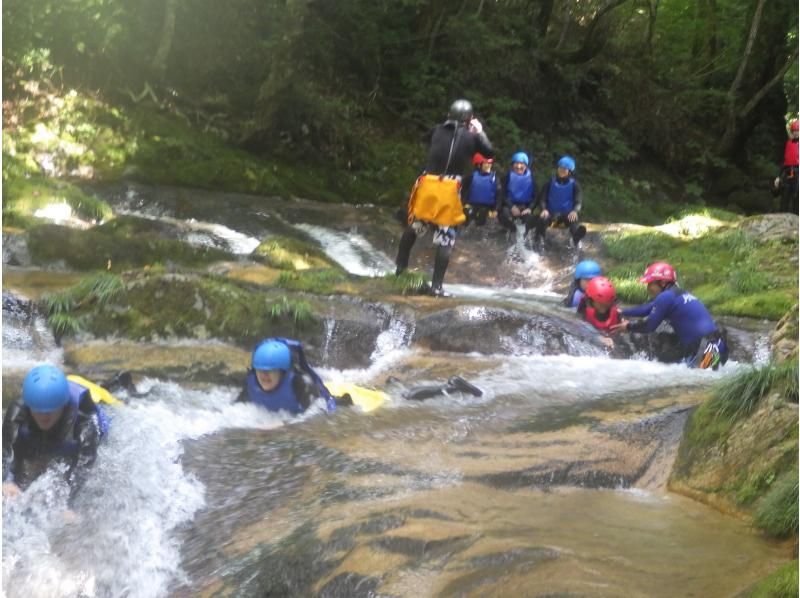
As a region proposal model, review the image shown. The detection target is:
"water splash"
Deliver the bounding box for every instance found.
[1,381,289,598]
[293,223,395,276]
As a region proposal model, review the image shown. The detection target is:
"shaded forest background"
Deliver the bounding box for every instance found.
[3,0,798,222]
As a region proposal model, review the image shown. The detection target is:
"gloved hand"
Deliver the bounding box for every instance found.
[774,177,781,189]
[488,210,497,219]
[468,118,483,134]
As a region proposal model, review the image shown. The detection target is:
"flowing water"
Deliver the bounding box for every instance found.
[2,184,787,597]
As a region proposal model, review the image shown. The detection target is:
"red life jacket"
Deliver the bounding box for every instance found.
[784,139,798,167]
[585,304,620,332]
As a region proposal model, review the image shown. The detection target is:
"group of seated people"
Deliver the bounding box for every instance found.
[461,152,586,249]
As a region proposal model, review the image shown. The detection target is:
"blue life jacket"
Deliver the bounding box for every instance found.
[19,381,107,456]
[506,171,535,205]
[467,171,497,206]
[246,369,304,414]
[253,338,337,412]
[546,176,575,214]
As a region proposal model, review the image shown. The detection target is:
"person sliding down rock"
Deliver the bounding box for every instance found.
[237,338,346,414]
[3,365,113,501]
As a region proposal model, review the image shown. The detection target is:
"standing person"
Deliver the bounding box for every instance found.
[395,99,494,297]
[2,365,111,500]
[498,152,536,233]
[610,262,729,369]
[462,153,500,228]
[530,155,586,249]
[774,119,799,213]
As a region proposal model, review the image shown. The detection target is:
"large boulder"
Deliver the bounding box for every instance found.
[738,214,799,243]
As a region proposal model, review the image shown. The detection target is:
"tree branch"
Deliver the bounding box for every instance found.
[738,47,799,120]
[727,0,766,100]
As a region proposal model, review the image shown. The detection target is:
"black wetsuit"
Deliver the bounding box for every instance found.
[395,120,494,291]
[2,394,103,498]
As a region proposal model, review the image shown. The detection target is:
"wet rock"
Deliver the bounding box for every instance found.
[738,214,799,243]
[769,304,798,363]
[412,306,602,356]
[2,230,32,267]
[370,534,475,560]
[26,220,233,271]
[669,391,798,523]
[319,572,381,597]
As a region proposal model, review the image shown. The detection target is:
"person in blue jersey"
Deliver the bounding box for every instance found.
[462,153,501,227]
[563,259,602,308]
[530,155,586,249]
[498,151,536,233]
[610,262,729,369]
[2,365,110,499]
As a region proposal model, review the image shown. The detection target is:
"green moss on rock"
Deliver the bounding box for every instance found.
[74,272,323,346]
[252,235,338,270]
[739,561,799,598]
[3,176,112,228]
[27,219,233,271]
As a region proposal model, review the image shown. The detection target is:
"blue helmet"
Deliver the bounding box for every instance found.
[252,339,292,371]
[557,155,576,172]
[511,152,530,166]
[575,260,602,280]
[22,364,70,412]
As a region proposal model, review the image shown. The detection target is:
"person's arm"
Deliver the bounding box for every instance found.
[493,174,502,212]
[572,180,582,212]
[626,292,672,333]
[537,179,550,212]
[620,299,656,319]
[66,397,102,499]
[292,371,315,411]
[2,402,24,484]
[472,131,494,159]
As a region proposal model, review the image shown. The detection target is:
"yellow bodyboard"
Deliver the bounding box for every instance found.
[324,381,389,413]
[67,375,122,406]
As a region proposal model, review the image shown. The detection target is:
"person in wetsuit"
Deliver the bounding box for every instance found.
[395,98,494,297]
[773,119,799,213]
[564,260,603,308]
[2,365,109,499]
[610,262,729,369]
[530,155,586,249]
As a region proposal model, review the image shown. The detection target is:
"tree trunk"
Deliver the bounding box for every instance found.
[150,0,180,81]
[568,0,629,63]
[644,0,660,52]
[537,0,555,38]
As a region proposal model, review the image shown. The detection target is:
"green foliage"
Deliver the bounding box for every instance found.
[605,222,798,320]
[276,269,347,294]
[754,472,799,538]
[742,561,799,598]
[42,273,125,338]
[709,358,799,422]
[268,296,313,324]
[385,271,429,295]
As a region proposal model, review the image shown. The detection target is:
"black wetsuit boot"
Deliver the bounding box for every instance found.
[431,245,452,296]
[395,226,418,275]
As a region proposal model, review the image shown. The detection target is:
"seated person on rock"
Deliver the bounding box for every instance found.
[564,259,603,308]
[2,365,111,500]
[577,276,621,348]
[462,153,501,227]
[610,262,729,369]
[498,152,536,233]
[530,155,586,249]
[237,338,344,414]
